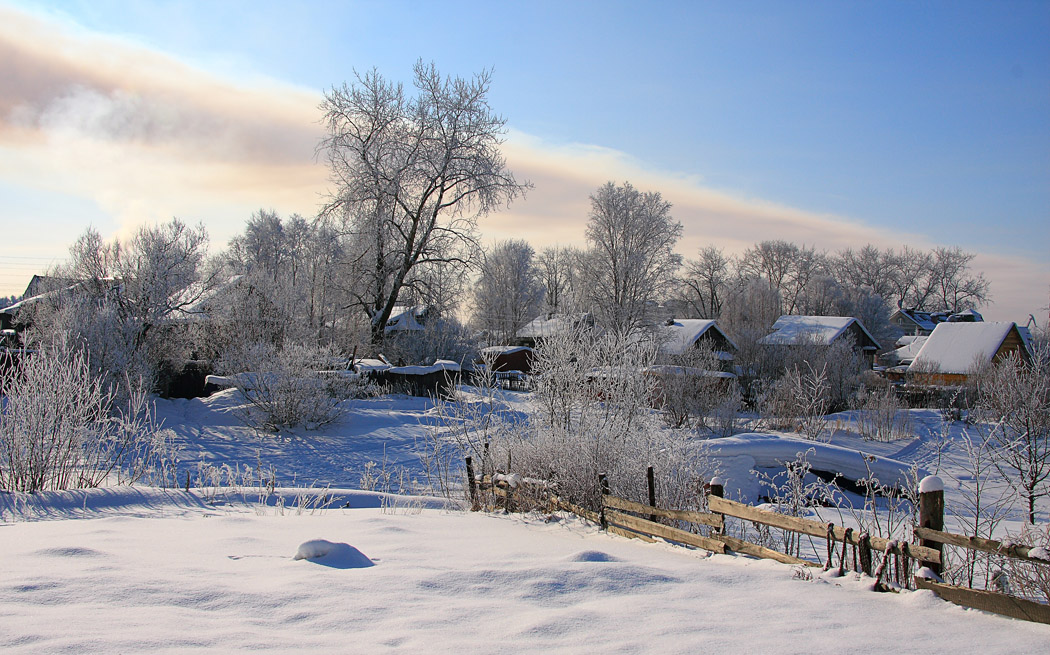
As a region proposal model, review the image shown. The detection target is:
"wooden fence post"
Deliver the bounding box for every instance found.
[466,457,480,511]
[647,465,657,522]
[707,476,725,534]
[918,475,944,575]
[598,473,610,530]
[185,470,191,493]
[859,532,873,577]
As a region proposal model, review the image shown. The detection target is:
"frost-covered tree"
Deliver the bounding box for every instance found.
[681,245,731,319]
[975,346,1050,523]
[473,240,544,344]
[579,181,682,334]
[319,61,529,344]
[23,220,213,397]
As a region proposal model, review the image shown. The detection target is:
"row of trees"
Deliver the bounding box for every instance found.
[471,217,990,352]
[11,61,996,408]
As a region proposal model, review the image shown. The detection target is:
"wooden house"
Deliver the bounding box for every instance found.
[758,315,881,368]
[890,307,983,337]
[907,321,1031,387]
[514,313,595,348]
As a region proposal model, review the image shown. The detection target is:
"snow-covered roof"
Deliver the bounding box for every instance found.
[644,365,736,379]
[909,321,1018,374]
[757,315,879,350]
[480,345,532,357]
[889,336,927,365]
[657,319,738,355]
[516,313,592,339]
[1017,325,1035,356]
[385,305,427,332]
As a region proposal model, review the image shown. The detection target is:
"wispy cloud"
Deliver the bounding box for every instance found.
[1,4,1045,321]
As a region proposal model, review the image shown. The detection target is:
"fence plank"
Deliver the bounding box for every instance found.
[603,495,723,529]
[708,495,941,564]
[550,496,601,524]
[716,533,820,567]
[914,577,1050,625]
[913,526,1043,563]
[606,510,727,554]
[608,524,657,543]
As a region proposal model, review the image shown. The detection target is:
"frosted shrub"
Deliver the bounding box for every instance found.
[656,345,742,435]
[1004,524,1050,603]
[430,326,715,513]
[854,387,912,442]
[758,362,830,441]
[221,342,362,431]
[0,345,175,492]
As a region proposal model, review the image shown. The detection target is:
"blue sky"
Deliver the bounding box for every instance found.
[1,0,1047,320]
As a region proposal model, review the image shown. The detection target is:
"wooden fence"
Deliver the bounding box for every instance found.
[465,459,1050,625]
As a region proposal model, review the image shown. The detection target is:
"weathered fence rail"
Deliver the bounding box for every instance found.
[914,577,1050,625]
[465,459,1049,624]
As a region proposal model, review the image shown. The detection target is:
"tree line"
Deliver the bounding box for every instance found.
[11,61,993,393]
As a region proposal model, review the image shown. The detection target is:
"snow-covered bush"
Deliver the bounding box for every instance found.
[0,344,176,492]
[655,345,742,436]
[431,326,715,513]
[973,345,1050,523]
[220,342,364,431]
[757,362,830,441]
[1004,524,1050,603]
[853,387,912,442]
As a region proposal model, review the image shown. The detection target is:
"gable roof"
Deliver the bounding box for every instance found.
[658,319,738,355]
[909,321,1024,374]
[516,313,593,340]
[385,305,428,332]
[757,315,880,350]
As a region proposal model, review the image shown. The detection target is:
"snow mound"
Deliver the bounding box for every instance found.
[567,550,623,563]
[293,539,374,569]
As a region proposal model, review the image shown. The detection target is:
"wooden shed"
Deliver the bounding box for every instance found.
[907,321,1031,387]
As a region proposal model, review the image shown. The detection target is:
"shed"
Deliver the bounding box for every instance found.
[657,319,738,360]
[758,315,881,368]
[907,321,1031,387]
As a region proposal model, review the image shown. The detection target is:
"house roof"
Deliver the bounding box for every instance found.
[385,305,427,332]
[516,313,593,339]
[658,319,738,355]
[909,321,1021,375]
[888,336,927,365]
[757,315,880,350]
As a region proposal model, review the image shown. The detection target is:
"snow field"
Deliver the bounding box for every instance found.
[2,493,1049,654]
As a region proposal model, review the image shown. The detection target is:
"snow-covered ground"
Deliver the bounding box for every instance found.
[3,488,1049,654]
[2,386,1047,652]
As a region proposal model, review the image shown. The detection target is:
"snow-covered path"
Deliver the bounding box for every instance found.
[1,490,1047,654]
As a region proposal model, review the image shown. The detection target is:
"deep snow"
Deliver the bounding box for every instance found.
[2,386,1048,652]
[2,488,1049,654]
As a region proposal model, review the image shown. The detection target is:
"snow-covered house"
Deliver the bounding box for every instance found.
[384,305,430,333]
[890,307,983,336]
[515,313,595,348]
[477,345,534,374]
[907,321,1031,387]
[656,318,737,361]
[758,315,881,368]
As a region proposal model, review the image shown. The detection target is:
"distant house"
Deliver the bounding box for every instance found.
[384,305,430,333]
[657,318,737,362]
[890,307,983,337]
[907,321,1031,387]
[478,345,534,375]
[758,315,881,368]
[879,335,928,367]
[515,313,595,348]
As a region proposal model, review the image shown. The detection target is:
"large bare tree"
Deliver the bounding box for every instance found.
[319,61,529,344]
[580,181,682,334]
[473,240,544,344]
